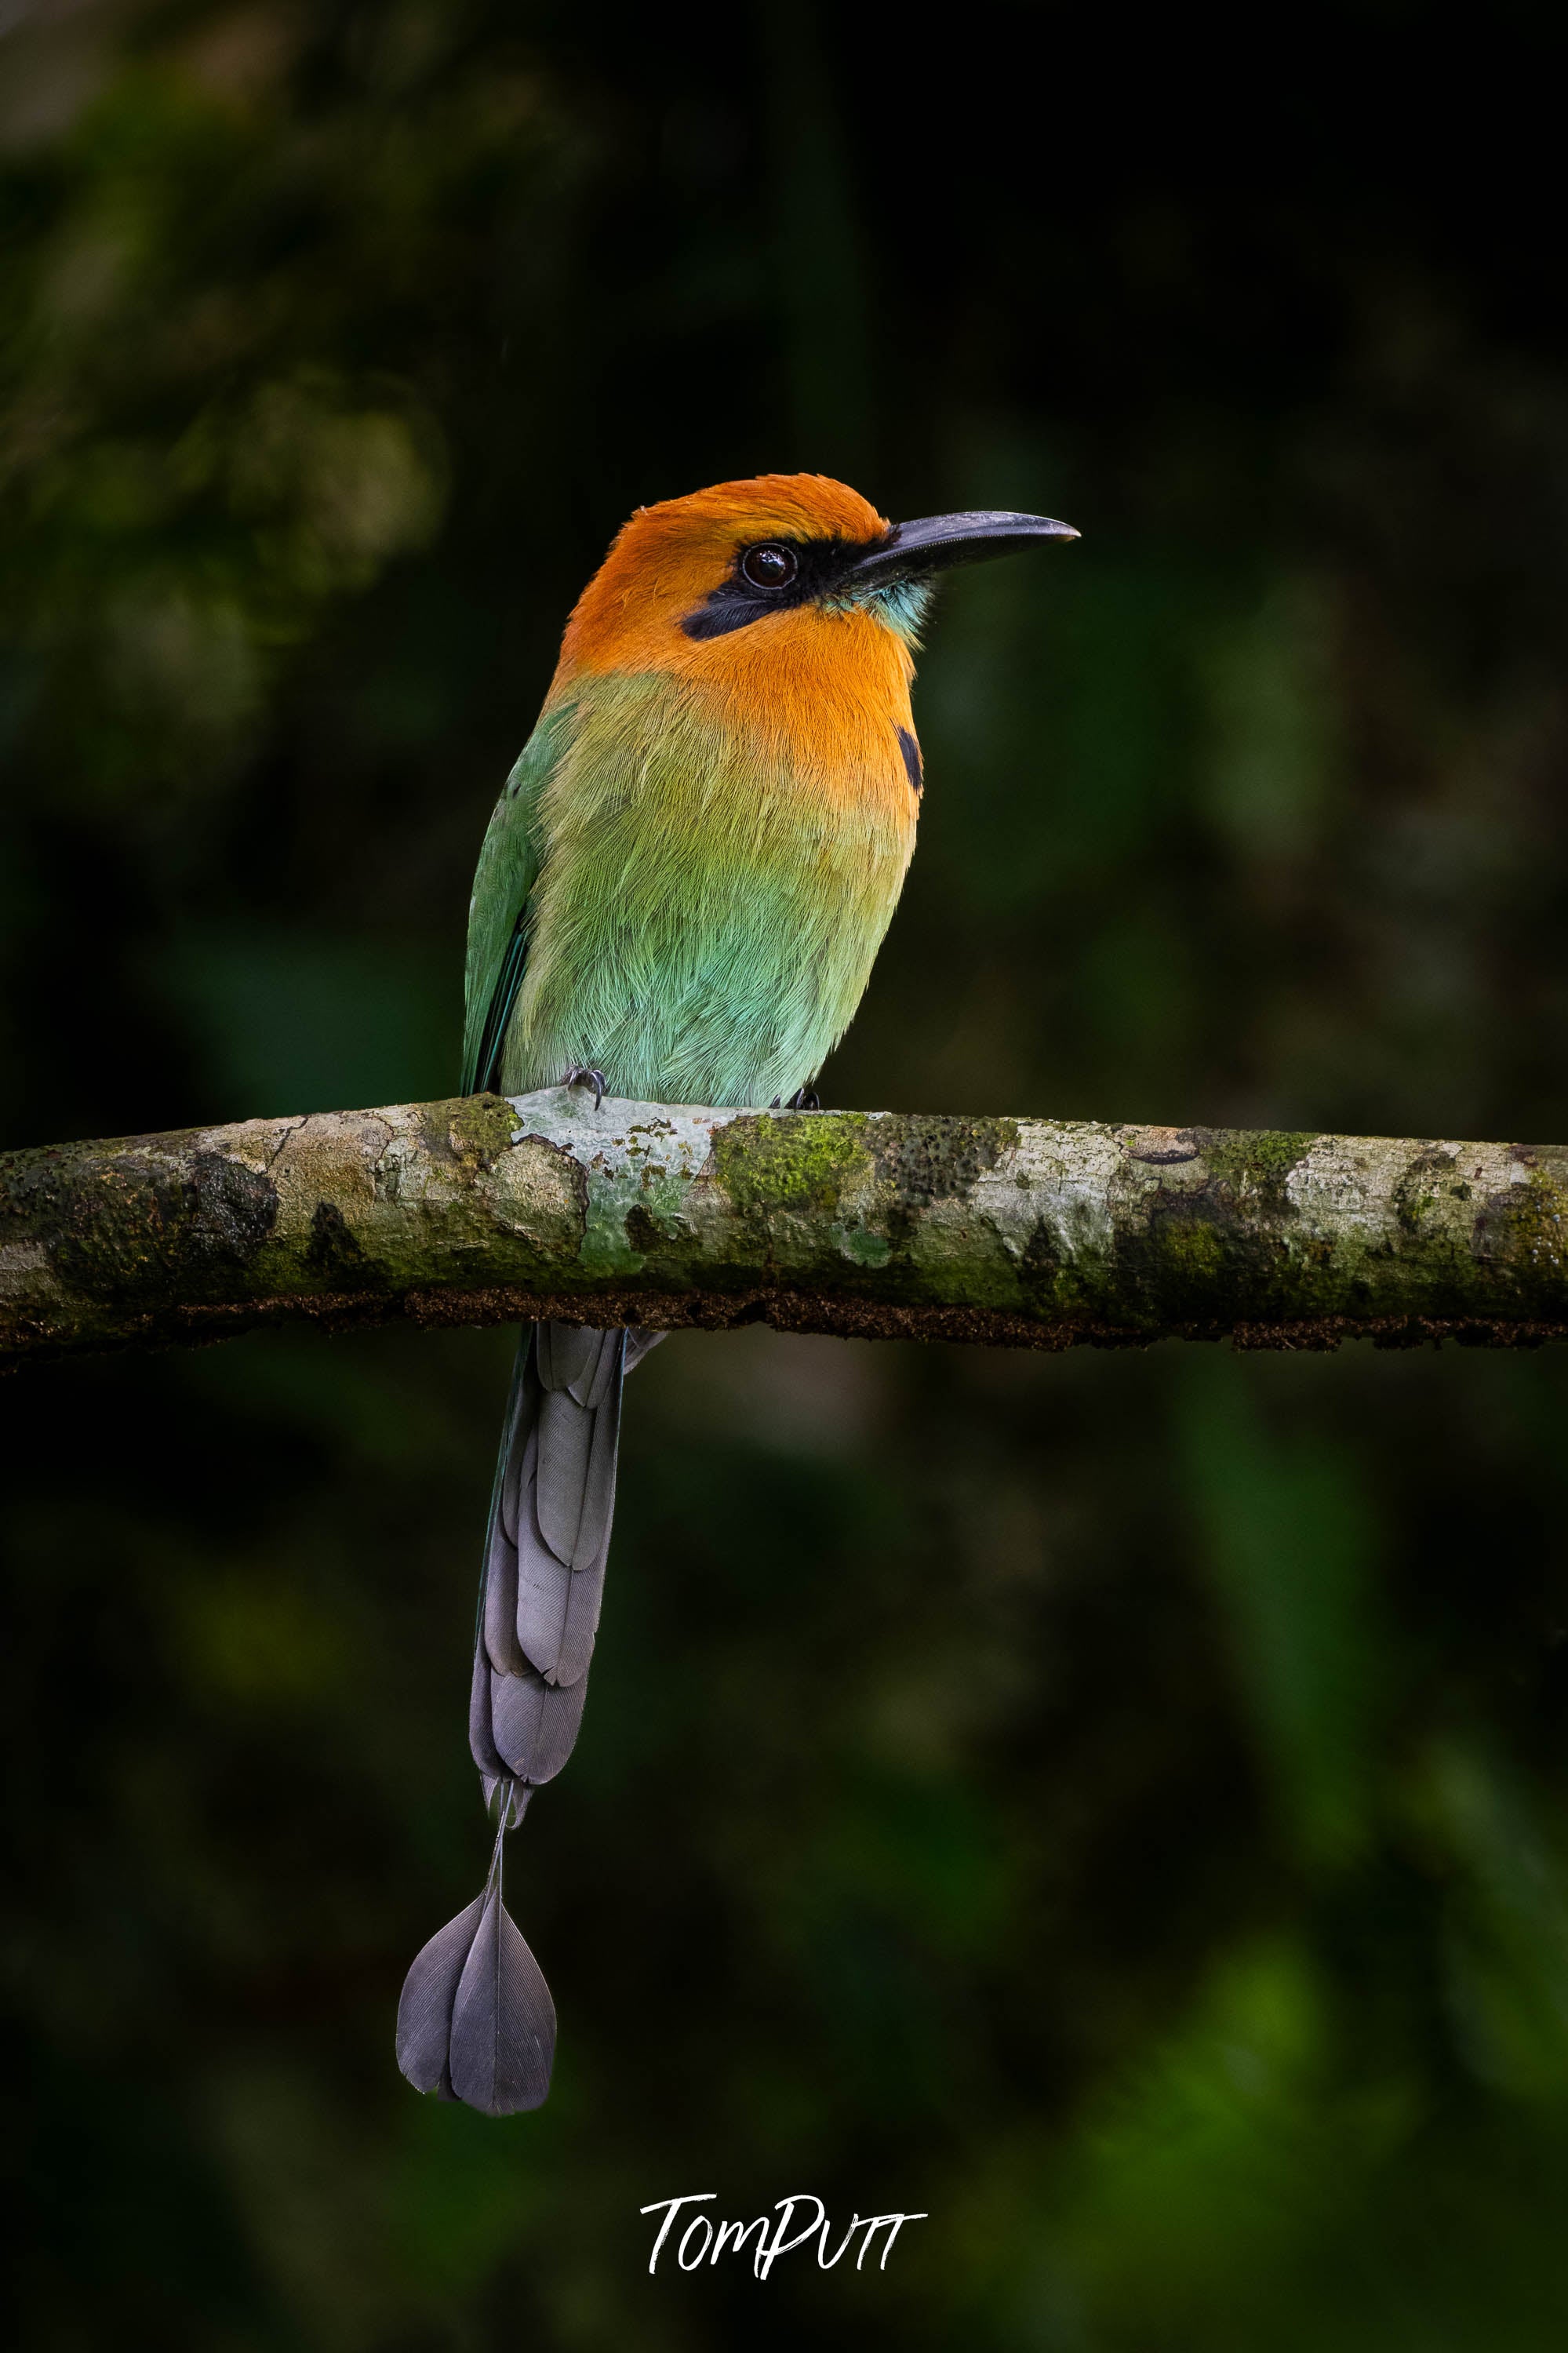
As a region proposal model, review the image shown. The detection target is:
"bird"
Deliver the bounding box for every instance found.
[395,472,1077,2113]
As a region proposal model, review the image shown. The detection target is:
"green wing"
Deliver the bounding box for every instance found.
[461,701,576,1096]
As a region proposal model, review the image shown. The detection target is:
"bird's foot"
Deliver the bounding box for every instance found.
[768,1088,820,1110]
[562,1064,608,1111]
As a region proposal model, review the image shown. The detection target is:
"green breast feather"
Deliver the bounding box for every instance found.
[465,675,913,1111]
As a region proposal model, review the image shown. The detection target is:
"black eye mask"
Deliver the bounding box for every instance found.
[680,535,889,642]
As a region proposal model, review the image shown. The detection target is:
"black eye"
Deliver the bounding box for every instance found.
[740,542,798,591]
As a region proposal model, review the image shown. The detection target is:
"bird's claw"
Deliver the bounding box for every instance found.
[562,1064,608,1110]
[768,1088,820,1110]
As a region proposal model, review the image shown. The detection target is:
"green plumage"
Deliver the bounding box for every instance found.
[463,673,912,1109]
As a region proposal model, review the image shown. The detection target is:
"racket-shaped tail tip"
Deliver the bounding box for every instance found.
[396,1888,556,2115]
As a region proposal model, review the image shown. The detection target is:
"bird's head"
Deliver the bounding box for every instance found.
[555,473,1078,683]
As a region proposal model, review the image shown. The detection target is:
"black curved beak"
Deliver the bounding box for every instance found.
[847,509,1079,585]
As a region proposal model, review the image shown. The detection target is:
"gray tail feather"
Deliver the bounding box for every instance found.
[398,1319,661,2112]
[395,1825,555,2114]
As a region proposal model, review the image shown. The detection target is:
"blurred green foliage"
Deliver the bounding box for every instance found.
[6,3,1568,2347]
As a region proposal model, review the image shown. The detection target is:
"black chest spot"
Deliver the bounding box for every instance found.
[897,726,923,796]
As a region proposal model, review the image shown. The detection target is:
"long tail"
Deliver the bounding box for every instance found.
[397,1319,657,2113]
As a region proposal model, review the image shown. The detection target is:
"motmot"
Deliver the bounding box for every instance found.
[396,473,1077,2112]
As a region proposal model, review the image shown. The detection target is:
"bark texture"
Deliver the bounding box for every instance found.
[4,1089,1568,1369]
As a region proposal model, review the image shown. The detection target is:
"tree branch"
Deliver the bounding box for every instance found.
[3,1089,1568,1369]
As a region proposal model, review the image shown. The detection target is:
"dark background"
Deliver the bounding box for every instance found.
[7,2,1568,2345]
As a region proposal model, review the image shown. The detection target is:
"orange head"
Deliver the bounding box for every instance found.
[554,472,1077,686]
